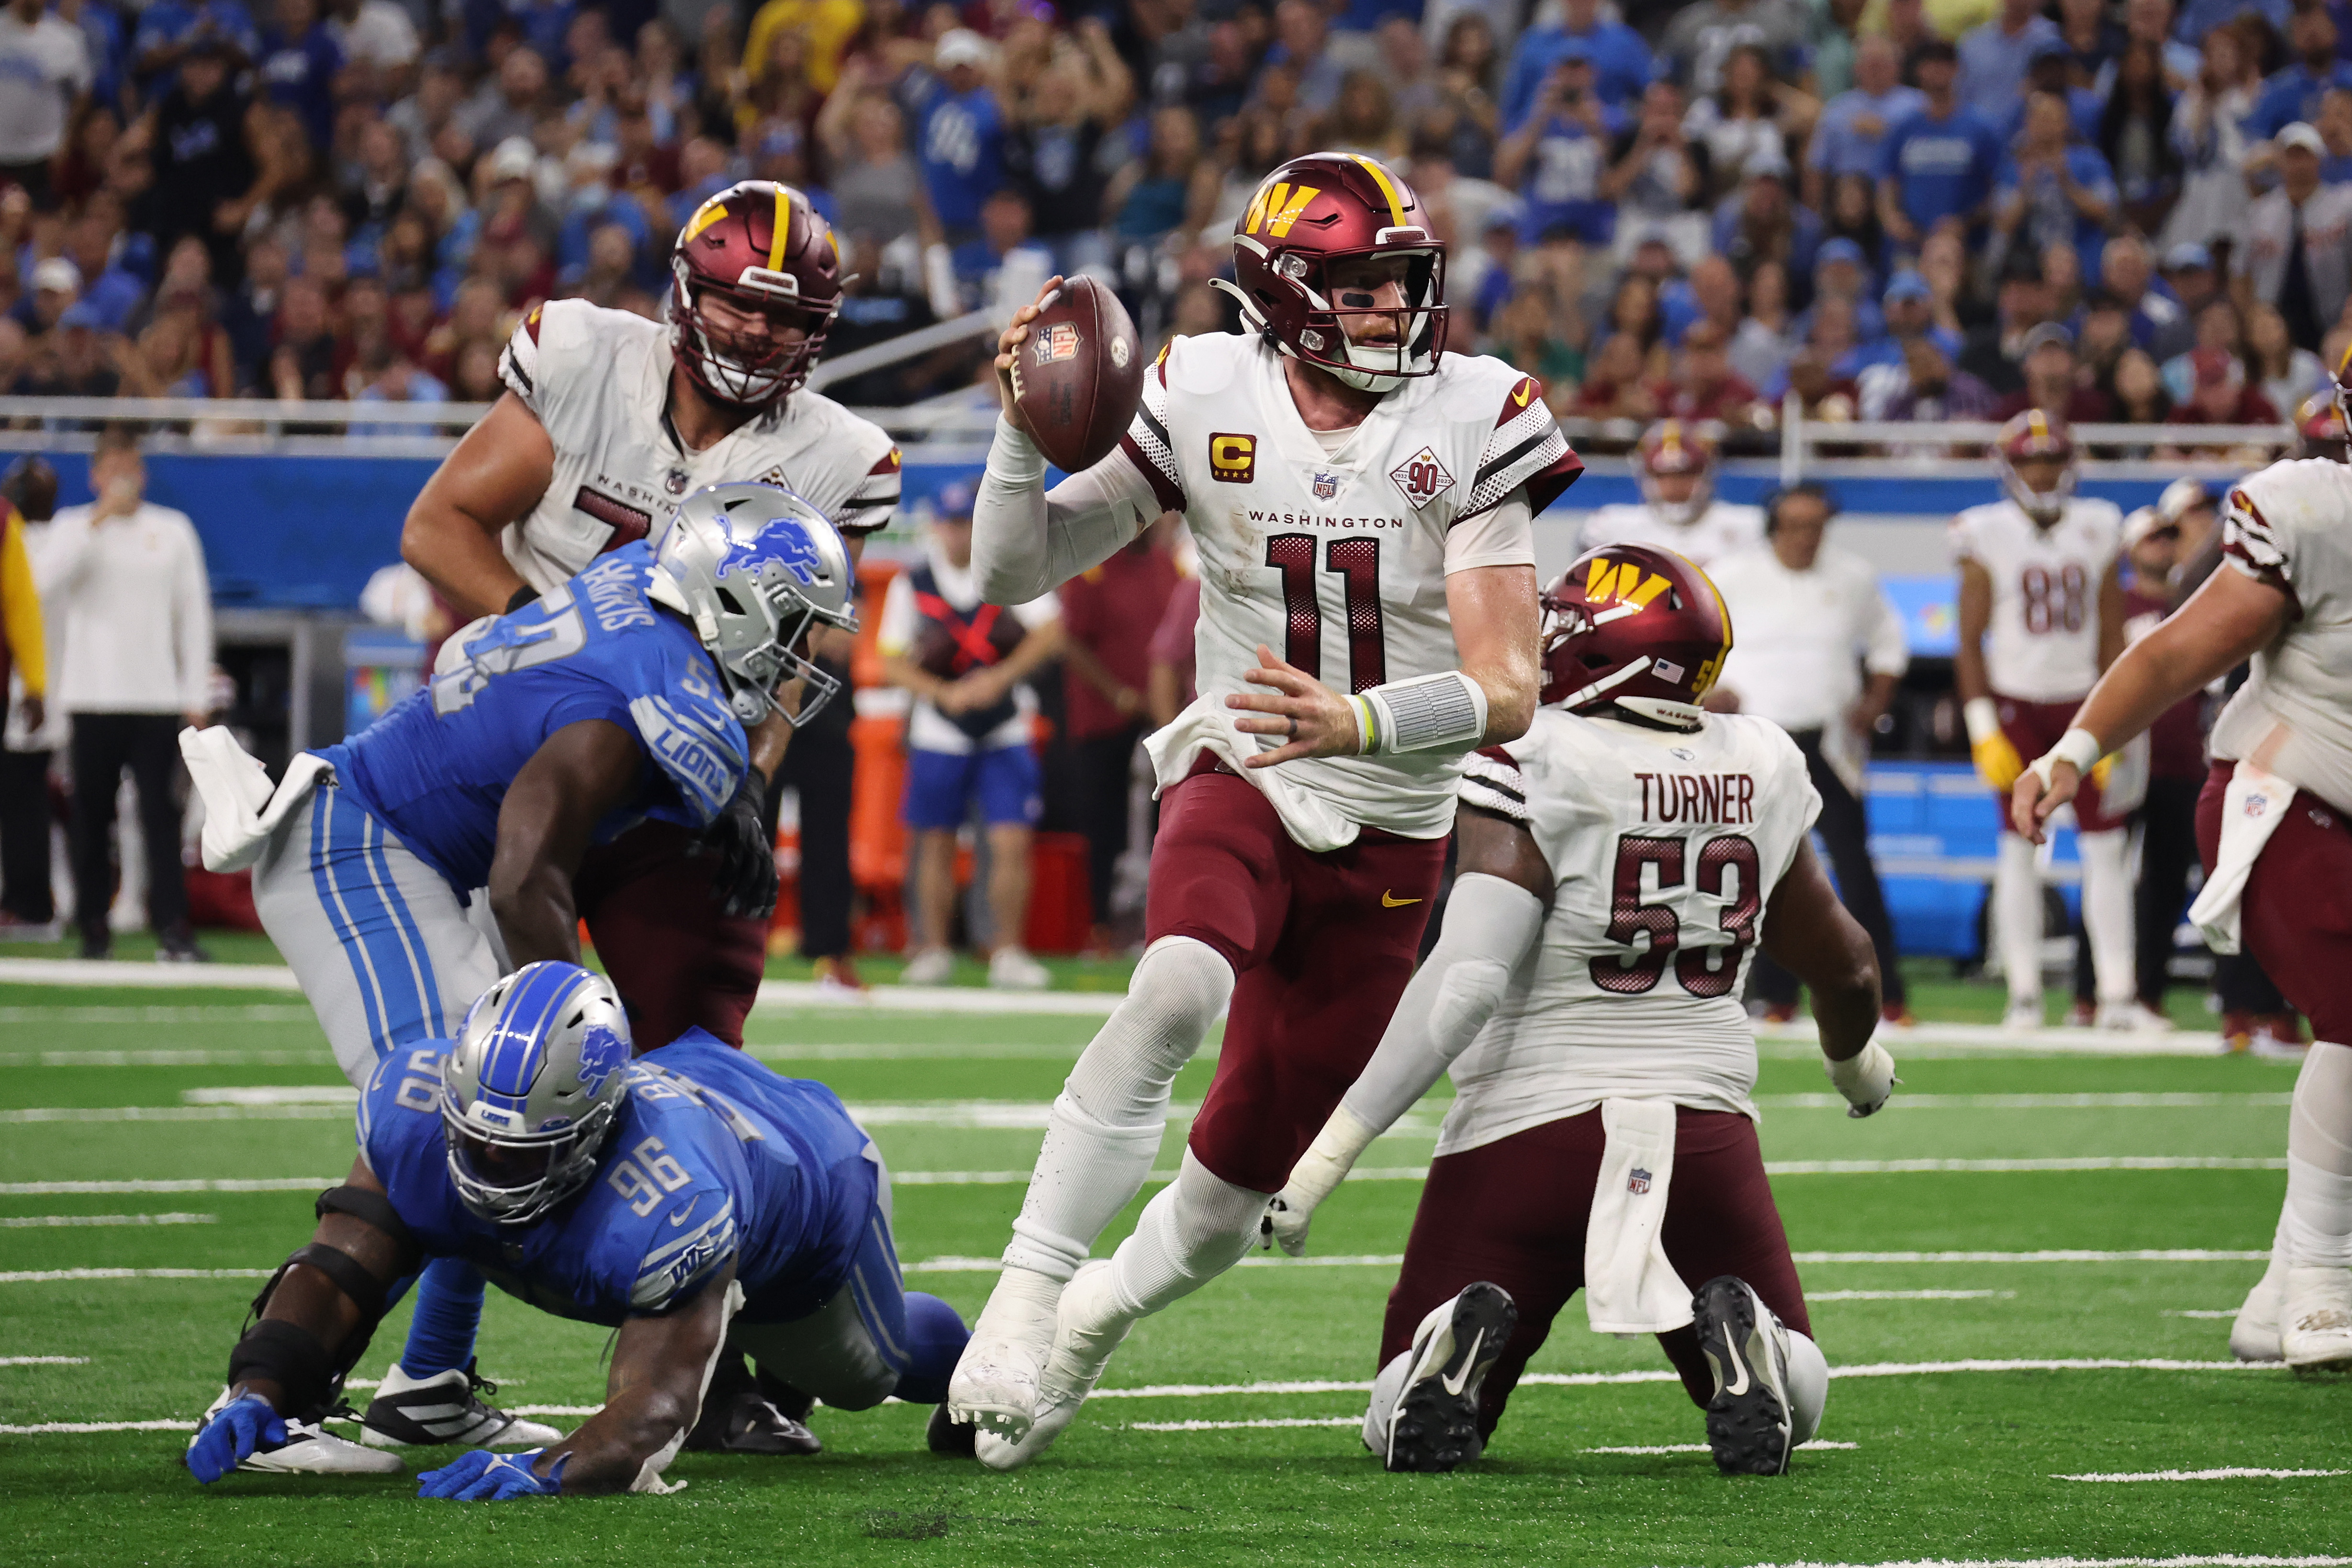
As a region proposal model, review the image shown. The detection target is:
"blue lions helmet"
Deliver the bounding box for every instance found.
[440,963,632,1226]
[653,482,858,728]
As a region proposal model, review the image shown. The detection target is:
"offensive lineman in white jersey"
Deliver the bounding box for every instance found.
[1953,411,2135,1029]
[2015,347,2352,1370]
[1264,544,1893,1475]
[1578,420,1766,568]
[949,152,1585,1467]
[391,181,899,1454]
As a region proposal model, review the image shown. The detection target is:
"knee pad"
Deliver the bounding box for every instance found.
[1781,1328,1828,1447]
[1430,953,1514,1042]
[1063,935,1232,1123]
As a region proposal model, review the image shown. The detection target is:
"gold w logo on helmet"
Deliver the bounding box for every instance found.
[1244,181,1323,238]
[1585,557,1675,609]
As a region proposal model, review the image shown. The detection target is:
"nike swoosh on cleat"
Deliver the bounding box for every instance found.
[1440,1329,1484,1397]
[1722,1333,1750,1396]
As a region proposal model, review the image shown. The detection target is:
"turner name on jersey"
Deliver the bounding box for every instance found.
[1130,332,1580,845]
[1437,707,1820,1155]
[1949,496,2122,703]
[497,299,901,593]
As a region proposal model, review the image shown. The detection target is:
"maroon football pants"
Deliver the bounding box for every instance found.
[1379,1108,1809,1440]
[1147,762,1448,1194]
[574,819,766,1051]
[2196,758,2352,1043]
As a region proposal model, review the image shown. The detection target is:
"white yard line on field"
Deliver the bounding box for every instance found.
[0,1420,193,1434]
[1586,1441,1860,1454]
[1806,1289,2015,1301]
[1791,1249,2271,1262]
[0,1005,318,1025]
[2168,1310,2243,1318]
[0,1178,340,1194]
[0,1213,213,1228]
[2055,1468,2347,1482]
[0,1268,269,1282]
[1736,1557,2352,1568]
[0,1356,88,1366]
[1127,1417,1362,1432]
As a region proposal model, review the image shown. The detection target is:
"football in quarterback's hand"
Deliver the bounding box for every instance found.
[1009,277,1145,474]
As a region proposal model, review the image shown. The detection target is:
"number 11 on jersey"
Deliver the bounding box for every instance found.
[1266,534,1388,693]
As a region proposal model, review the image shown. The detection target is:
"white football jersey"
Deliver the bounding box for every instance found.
[1949,495,2123,703]
[2211,456,2352,817]
[1129,333,1573,846]
[1577,500,1766,567]
[1433,707,1821,1156]
[497,299,901,593]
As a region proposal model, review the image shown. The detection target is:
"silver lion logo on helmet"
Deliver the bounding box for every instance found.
[441,963,634,1227]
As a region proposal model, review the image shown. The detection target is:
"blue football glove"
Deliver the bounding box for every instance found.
[187,1392,284,1484]
[416,1447,564,1501]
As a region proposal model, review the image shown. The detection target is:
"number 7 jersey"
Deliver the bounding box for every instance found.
[1436,706,1820,1156]
[1128,332,1580,847]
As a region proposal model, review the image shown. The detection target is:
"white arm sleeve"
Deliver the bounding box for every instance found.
[1279,873,1547,1216]
[970,416,1162,605]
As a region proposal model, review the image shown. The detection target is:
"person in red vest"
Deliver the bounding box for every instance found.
[877,479,1064,988]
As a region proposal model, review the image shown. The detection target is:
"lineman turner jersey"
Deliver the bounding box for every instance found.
[1437,707,1821,1155]
[1950,496,2123,702]
[2213,457,2352,817]
[498,299,901,592]
[359,1031,878,1324]
[1577,500,1766,567]
[1126,333,1581,847]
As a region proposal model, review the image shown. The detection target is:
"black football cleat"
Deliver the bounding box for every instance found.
[359,1362,560,1449]
[926,1404,979,1457]
[1382,1281,1516,1473]
[1692,1275,1796,1476]
[684,1353,824,1456]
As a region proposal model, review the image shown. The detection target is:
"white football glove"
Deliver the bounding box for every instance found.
[1258,1190,1314,1257]
[1824,1040,1899,1118]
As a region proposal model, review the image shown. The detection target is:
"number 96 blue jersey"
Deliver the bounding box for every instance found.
[358,1031,877,1324]
[313,543,748,891]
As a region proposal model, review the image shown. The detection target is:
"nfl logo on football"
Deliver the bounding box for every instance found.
[1312,471,1339,500]
[1035,323,1082,364]
[1627,1168,1653,1195]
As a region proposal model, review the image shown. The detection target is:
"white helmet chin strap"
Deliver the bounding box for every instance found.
[1558,654,1705,730]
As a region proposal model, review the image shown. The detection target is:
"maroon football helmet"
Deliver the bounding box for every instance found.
[1211,152,1448,392]
[1991,408,2076,525]
[1539,545,1733,729]
[670,180,845,407]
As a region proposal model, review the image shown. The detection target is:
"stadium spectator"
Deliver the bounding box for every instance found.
[1711,144,1819,279]
[1495,39,1619,248]
[1864,324,2000,419]
[1501,0,1654,125]
[1805,33,1924,213]
[2115,501,2205,1030]
[2101,38,2184,235]
[2152,240,2223,356]
[876,483,1063,991]
[1600,78,1709,263]
[2112,344,2175,421]
[2164,342,2283,423]
[1875,39,2002,254]
[1003,20,1134,270]
[0,456,46,931]
[1960,255,2059,395]
[1660,0,1809,99]
[2250,0,2352,137]
[2246,297,2332,411]
[915,29,1008,244]
[258,0,343,152]
[1681,43,1815,202]
[2235,121,2352,351]
[1996,321,2114,421]
[2163,20,2260,251]
[1657,317,1758,423]
[1810,0,1866,101]
[0,0,92,208]
[1570,329,1659,419]
[1055,523,1177,954]
[40,427,211,963]
[1958,0,2062,123]
[1991,90,2119,284]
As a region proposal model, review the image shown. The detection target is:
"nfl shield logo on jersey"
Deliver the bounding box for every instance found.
[666,468,689,496]
[1312,471,1340,500]
[1627,1168,1653,1195]
[1389,447,1455,509]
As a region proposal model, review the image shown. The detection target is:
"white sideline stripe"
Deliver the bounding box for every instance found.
[1587,1441,1861,1454]
[0,1178,341,1194]
[2056,1468,2348,1482]
[0,1356,88,1366]
[0,1213,213,1228]
[0,1268,269,1282]
[1807,1289,2014,1301]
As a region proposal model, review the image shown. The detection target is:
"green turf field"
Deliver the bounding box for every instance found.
[0,967,2341,1567]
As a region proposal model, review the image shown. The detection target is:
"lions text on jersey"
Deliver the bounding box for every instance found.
[498,299,901,591]
[359,1032,878,1324]
[1951,495,2123,703]
[1441,707,1821,1154]
[1126,333,1579,846]
[314,542,748,891]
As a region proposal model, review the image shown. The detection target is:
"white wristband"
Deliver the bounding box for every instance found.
[2028,726,2104,788]
[1356,670,1490,755]
[1283,1102,1378,1211]
[1962,697,2001,749]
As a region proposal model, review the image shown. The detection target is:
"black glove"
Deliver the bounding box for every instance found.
[505,583,542,615]
[701,771,778,920]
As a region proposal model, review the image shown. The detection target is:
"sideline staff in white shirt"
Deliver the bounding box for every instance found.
[1708,481,1912,1021]
[38,427,213,961]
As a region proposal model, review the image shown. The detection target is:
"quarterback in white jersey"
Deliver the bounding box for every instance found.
[948,152,1583,1467]
[2016,353,2352,1372]
[1953,412,2133,1030]
[1577,420,1765,568]
[1266,544,1892,1476]
[389,181,893,1456]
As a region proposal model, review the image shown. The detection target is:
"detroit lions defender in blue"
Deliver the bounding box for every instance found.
[186,962,974,1495]
[179,482,857,1461]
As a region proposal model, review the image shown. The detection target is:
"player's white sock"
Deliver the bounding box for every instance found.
[2283,1041,2352,1269]
[1783,1327,1828,1446]
[1994,834,2044,1003]
[1105,1149,1269,1317]
[1361,1349,1413,1454]
[1000,936,1233,1280]
[2076,829,2138,1007]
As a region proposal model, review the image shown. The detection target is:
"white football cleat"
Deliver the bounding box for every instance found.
[2096,1001,2174,1033]
[947,1265,1064,1441]
[974,1260,1132,1472]
[900,947,954,986]
[988,947,1052,990]
[2003,997,2043,1031]
[1378,1281,1515,1473]
[190,1386,403,1476]
[2280,1265,2352,1372]
[358,1363,561,1449]
[2230,1254,2286,1363]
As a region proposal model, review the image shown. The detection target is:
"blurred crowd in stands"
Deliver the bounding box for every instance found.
[0,0,2339,428]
